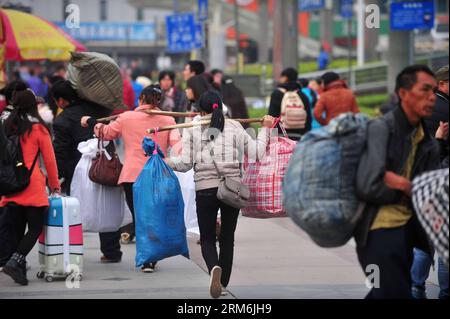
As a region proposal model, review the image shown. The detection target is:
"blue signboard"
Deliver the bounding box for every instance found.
[341,0,353,19]
[54,22,156,41]
[194,23,204,48]
[299,0,325,12]
[166,13,203,53]
[198,0,208,21]
[390,1,435,30]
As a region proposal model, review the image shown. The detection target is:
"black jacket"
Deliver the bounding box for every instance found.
[425,90,449,136]
[355,106,441,252]
[268,82,312,139]
[425,90,449,167]
[53,100,111,193]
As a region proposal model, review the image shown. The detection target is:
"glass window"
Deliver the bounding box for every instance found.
[437,0,448,13]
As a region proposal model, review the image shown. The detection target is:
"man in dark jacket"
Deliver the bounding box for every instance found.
[355,65,441,299]
[51,80,122,263]
[410,65,449,300]
[52,81,111,193]
[268,67,311,141]
[425,65,449,136]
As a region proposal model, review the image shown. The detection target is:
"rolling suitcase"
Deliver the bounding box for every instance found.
[37,196,83,282]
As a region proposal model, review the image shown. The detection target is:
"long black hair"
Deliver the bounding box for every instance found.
[0,80,29,105]
[4,89,48,137]
[186,75,212,102]
[221,76,249,128]
[139,84,162,107]
[198,91,225,141]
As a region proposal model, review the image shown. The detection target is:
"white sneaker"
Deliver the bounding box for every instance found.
[209,266,222,299]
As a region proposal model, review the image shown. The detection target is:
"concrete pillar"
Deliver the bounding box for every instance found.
[272,0,298,80]
[208,2,226,70]
[364,0,380,63]
[258,0,269,64]
[320,1,334,57]
[387,30,412,93]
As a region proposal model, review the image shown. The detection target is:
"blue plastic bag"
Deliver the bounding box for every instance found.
[134,137,189,267]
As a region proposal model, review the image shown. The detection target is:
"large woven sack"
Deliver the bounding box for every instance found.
[283,113,369,247]
[412,169,449,267]
[67,52,125,110]
[242,135,296,218]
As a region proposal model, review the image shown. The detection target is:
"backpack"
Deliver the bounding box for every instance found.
[279,88,307,129]
[282,113,370,247]
[0,123,39,196]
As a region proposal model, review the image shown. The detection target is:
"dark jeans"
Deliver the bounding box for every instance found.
[196,188,240,288]
[7,205,46,257]
[99,231,122,260]
[0,206,15,266]
[411,248,449,299]
[97,182,136,261]
[120,182,135,237]
[356,221,414,299]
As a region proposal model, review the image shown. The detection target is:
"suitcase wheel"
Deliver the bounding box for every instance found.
[36,272,45,279]
[45,275,54,282]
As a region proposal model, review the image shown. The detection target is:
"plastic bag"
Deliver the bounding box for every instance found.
[174,170,199,235]
[71,139,125,233]
[134,138,189,267]
[242,135,296,218]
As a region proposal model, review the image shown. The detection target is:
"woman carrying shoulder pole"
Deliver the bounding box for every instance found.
[81,85,181,273]
[165,91,275,298]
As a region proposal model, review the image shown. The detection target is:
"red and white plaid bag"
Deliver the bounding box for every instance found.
[242,120,296,218]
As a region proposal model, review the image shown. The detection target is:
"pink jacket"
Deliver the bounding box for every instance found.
[94,105,181,184]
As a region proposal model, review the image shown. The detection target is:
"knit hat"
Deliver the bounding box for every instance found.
[12,89,37,110]
[435,65,449,82]
[321,72,340,86]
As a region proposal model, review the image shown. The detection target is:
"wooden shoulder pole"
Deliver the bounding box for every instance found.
[146,118,263,134]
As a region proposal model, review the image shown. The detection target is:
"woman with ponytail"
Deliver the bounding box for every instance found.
[166,91,275,298]
[1,89,60,286]
[81,84,181,272]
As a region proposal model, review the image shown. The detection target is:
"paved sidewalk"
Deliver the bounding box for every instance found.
[0,215,440,299]
[0,232,232,299]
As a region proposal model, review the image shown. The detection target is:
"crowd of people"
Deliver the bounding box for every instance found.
[0,56,448,300]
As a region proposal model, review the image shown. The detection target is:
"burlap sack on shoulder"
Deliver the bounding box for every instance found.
[68,52,125,110]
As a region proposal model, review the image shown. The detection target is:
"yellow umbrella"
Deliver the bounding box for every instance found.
[0,8,86,61]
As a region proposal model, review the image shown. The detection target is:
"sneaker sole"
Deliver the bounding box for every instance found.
[141,268,154,273]
[209,266,222,299]
[120,233,135,245]
[100,260,122,264]
[3,266,28,286]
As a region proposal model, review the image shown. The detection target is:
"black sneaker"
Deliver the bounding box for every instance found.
[141,262,157,273]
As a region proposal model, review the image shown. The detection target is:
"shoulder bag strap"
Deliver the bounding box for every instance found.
[208,141,223,179]
[27,150,40,177]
